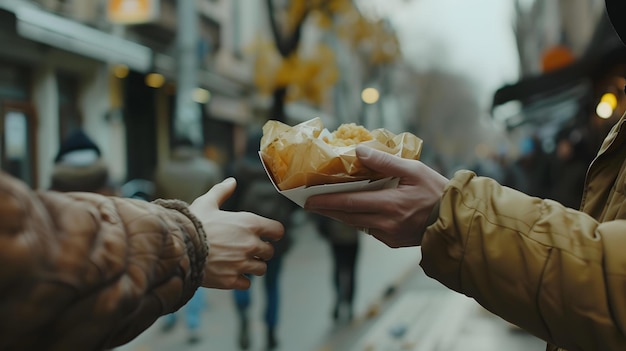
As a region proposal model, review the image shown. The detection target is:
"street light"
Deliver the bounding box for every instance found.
[596,92,618,119]
[112,64,129,79]
[361,87,380,104]
[145,73,165,88]
[192,88,211,104]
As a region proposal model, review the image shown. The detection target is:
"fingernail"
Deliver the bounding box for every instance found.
[223,177,236,184]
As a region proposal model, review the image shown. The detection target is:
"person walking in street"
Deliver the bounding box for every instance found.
[225,129,298,350]
[154,137,224,344]
[313,214,360,324]
[304,2,626,350]
[501,135,551,198]
[155,137,223,207]
[546,128,590,209]
[50,129,117,195]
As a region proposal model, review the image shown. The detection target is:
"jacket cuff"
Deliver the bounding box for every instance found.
[153,199,209,289]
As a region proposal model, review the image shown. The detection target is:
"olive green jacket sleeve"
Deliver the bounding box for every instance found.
[0,172,208,351]
[420,170,626,351]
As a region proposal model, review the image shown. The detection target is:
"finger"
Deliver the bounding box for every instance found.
[202,177,237,209]
[245,259,268,276]
[255,217,285,241]
[253,241,275,261]
[356,145,414,178]
[232,275,252,290]
[305,190,384,213]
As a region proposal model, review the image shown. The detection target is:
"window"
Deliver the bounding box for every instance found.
[1,103,37,187]
[57,72,82,141]
[0,62,37,187]
[199,16,221,65]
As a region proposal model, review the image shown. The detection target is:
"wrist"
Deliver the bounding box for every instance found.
[153,199,209,289]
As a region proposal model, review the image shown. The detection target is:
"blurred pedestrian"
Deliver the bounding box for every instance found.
[313,214,360,323]
[470,150,506,184]
[50,129,117,195]
[154,137,224,344]
[155,137,223,205]
[510,135,550,198]
[225,129,298,351]
[547,129,589,209]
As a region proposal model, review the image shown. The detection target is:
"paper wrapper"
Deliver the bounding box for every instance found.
[259,118,423,206]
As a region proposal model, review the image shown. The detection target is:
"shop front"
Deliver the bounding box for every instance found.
[0,3,153,189]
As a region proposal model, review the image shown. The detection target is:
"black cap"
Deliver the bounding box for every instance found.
[606,0,626,45]
[54,129,101,163]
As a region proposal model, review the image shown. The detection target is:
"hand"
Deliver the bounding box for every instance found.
[189,178,284,290]
[304,145,448,248]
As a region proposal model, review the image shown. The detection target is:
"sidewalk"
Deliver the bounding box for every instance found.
[117,210,421,351]
[318,251,547,351]
[117,212,546,351]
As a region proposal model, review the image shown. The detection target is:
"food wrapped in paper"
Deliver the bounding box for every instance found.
[260,117,423,191]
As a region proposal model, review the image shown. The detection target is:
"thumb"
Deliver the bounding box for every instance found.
[202,177,237,209]
[356,145,414,178]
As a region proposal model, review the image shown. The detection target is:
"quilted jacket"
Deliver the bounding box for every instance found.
[0,172,208,350]
[420,113,626,351]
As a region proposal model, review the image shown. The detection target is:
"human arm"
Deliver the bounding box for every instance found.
[421,171,626,351]
[305,145,626,350]
[0,173,282,350]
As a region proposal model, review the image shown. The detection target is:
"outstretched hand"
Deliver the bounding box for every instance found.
[305,146,448,248]
[189,178,284,290]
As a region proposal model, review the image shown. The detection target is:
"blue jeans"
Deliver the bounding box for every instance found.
[233,254,283,328]
[164,288,206,330]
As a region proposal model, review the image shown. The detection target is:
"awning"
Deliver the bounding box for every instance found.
[492,81,591,130]
[0,2,152,72]
[491,11,626,130]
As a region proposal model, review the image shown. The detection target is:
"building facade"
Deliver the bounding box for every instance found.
[0,0,257,189]
[0,0,396,190]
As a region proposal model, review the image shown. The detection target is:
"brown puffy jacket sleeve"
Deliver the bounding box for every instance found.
[421,171,626,351]
[0,172,208,351]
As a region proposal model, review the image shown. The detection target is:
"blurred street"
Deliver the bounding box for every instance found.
[0,2,621,351]
[118,211,545,351]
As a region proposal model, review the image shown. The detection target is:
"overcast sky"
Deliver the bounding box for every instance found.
[357,0,521,109]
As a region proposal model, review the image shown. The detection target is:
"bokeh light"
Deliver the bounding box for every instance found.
[145,73,165,88]
[361,87,380,104]
[596,92,618,119]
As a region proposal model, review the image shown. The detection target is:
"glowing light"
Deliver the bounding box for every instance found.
[601,93,618,109]
[192,88,211,104]
[145,73,165,88]
[596,93,619,119]
[361,87,380,104]
[112,64,129,79]
[596,102,613,119]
